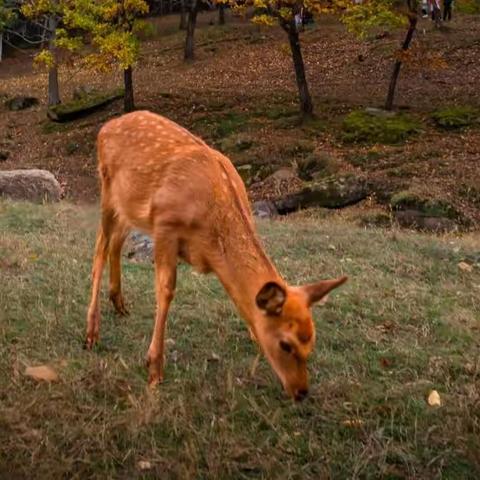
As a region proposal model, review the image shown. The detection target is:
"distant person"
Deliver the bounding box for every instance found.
[429,0,442,25]
[443,0,453,20]
[422,0,429,17]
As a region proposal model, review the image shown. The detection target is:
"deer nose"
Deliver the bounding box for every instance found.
[294,388,308,402]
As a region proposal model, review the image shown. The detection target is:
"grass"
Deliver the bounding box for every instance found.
[1,201,480,479]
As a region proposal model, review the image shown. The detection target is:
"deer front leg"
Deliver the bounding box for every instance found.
[146,235,178,386]
[85,216,112,349]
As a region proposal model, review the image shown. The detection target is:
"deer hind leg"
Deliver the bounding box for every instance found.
[85,209,116,349]
[146,232,178,386]
[108,225,130,316]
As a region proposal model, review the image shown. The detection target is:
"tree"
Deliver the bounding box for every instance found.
[179,0,187,29]
[342,0,418,111]
[21,0,64,105]
[0,0,17,62]
[184,0,199,61]
[62,0,149,112]
[217,0,226,25]
[235,0,327,118]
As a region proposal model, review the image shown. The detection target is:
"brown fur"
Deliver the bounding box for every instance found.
[85,111,347,400]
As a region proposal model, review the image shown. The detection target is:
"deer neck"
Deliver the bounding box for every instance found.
[212,231,283,324]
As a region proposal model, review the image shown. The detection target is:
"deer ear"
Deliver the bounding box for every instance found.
[256,282,286,315]
[303,276,348,306]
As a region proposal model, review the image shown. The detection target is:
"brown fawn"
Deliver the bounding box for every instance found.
[85,111,347,401]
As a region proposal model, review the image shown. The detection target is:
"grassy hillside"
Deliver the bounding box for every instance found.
[1,13,480,226]
[0,201,479,479]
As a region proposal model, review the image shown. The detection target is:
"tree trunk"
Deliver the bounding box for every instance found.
[47,14,60,106]
[184,0,199,61]
[124,66,134,112]
[385,15,417,111]
[219,3,225,25]
[179,0,187,30]
[284,21,313,117]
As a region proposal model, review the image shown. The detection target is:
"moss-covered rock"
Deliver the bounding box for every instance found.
[274,174,368,214]
[342,110,421,144]
[296,153,340,180]
[390,191,460,219]
[431,106,480,130]
[390,190,467,231]
[47,89,124,122]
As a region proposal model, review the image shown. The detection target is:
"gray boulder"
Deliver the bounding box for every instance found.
[125,232,153,262]
[252,200,278,219]
[0,169,61,202]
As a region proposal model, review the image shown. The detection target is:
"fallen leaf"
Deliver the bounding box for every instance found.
[342,419,364,428]
[427,390,441,407]
[209,352,220,362]
[137,460,152,471]
[24,365,59,382]
[458,262,473,272]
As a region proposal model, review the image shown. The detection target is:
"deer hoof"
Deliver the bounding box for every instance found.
[109,292,129,316]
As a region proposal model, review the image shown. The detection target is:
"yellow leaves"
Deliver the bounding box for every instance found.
[34,49,55,68]
[342,418,364,428]
[252,0,267,8]
[278,7,293,21]
[342,0,406,39]
[252,14,276,27]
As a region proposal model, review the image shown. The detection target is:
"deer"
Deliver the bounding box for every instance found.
[85,111,347,401]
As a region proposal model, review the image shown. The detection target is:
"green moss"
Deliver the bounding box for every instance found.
[342,110,421,145]
[193,112,249,139]
[431,106,480,130]
[347,150,383,167]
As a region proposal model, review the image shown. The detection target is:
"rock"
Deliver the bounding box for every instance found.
[364,107,396,118]
[394,210,458,232]
[0,151,9,162]
[263,167,296,182]
[390,191,464,232]
[5,96,39,111]
[125,231,153,262]
[252,200,278,219]
[220,134,254,153]
[274,175,369,214]
[0,169,61,202]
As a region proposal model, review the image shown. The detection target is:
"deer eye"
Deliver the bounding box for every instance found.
[279,340,293,354]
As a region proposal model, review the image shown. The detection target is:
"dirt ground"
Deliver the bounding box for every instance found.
[0,11,479,223]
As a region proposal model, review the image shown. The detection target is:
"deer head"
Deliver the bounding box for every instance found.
[252,276,347,401]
